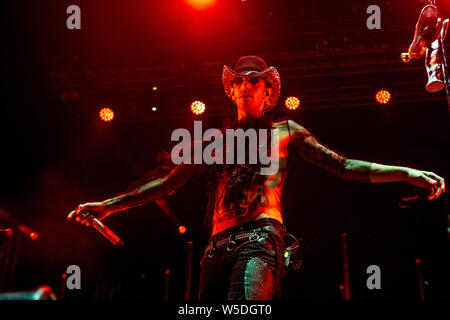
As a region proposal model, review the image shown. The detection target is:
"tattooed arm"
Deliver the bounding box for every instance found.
[287,120,445,199]
[68,162,207,225]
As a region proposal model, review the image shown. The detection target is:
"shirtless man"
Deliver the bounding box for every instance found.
[68,56,446,300]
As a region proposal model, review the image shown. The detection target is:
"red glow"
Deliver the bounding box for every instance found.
[29,232,39,240]
[0,228,13,238]
[62,273,68,279]
[190,100,206,115]
[285,96,300,110]
[178,225,187,234]
[99,107,115,122]
[185,0,217,10]
[375,90,391,104]
[70,91,80,100]
[416,258,421,264]
[60,92,69,101]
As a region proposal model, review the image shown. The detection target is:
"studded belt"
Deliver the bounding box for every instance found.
[204,229,269,258]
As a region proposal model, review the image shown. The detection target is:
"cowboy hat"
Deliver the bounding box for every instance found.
[222,55,281,112]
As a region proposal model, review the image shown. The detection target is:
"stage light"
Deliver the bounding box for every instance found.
[185,0,217,10]
[17,224,38,240]
[152,86,158,91]
[375,90,391,104]
[99,107,114,122]
[0,228,13,238]
[29,232,39,240]
[190,100,206,115]
[152,107,157,111]
[285,96,300,110]
[178,225,187,234]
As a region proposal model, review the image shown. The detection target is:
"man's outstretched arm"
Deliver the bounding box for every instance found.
[67,162,207,225]
[287,120,446,200]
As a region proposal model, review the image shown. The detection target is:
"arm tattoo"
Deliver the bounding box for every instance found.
[290,128,370,182]
[296,133,346,179]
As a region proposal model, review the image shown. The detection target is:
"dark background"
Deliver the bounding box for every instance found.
[1,0,449,300]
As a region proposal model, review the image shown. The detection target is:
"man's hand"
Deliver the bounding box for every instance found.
[406,169,446,200]
[67,202,111,226]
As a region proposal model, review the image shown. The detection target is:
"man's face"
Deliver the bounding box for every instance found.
[231,76,272,117]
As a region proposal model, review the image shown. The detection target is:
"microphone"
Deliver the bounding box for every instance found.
[68,212,124,247]
[90,217,124,247]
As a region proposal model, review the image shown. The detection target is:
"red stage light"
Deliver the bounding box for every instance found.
[285,96,300,110]
[99,107,114,122]
[29,232,38,240]
[178,225,187,234]
[185,0,217,10]
[375,90,391,104]
[190,100,206,115]
[0,228,13,238]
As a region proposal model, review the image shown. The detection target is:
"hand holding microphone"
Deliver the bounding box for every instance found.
[67,202,124,247]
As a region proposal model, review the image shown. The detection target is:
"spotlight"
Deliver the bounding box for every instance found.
[152,106,157,111]
[285,96,300,110]
[29,232,39,240]
[375,90,391,104]
[99,107,114,122]
[190,100,206,115]
[185,0,217,10]
[178,225,187,234]
[17,224,38,240]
